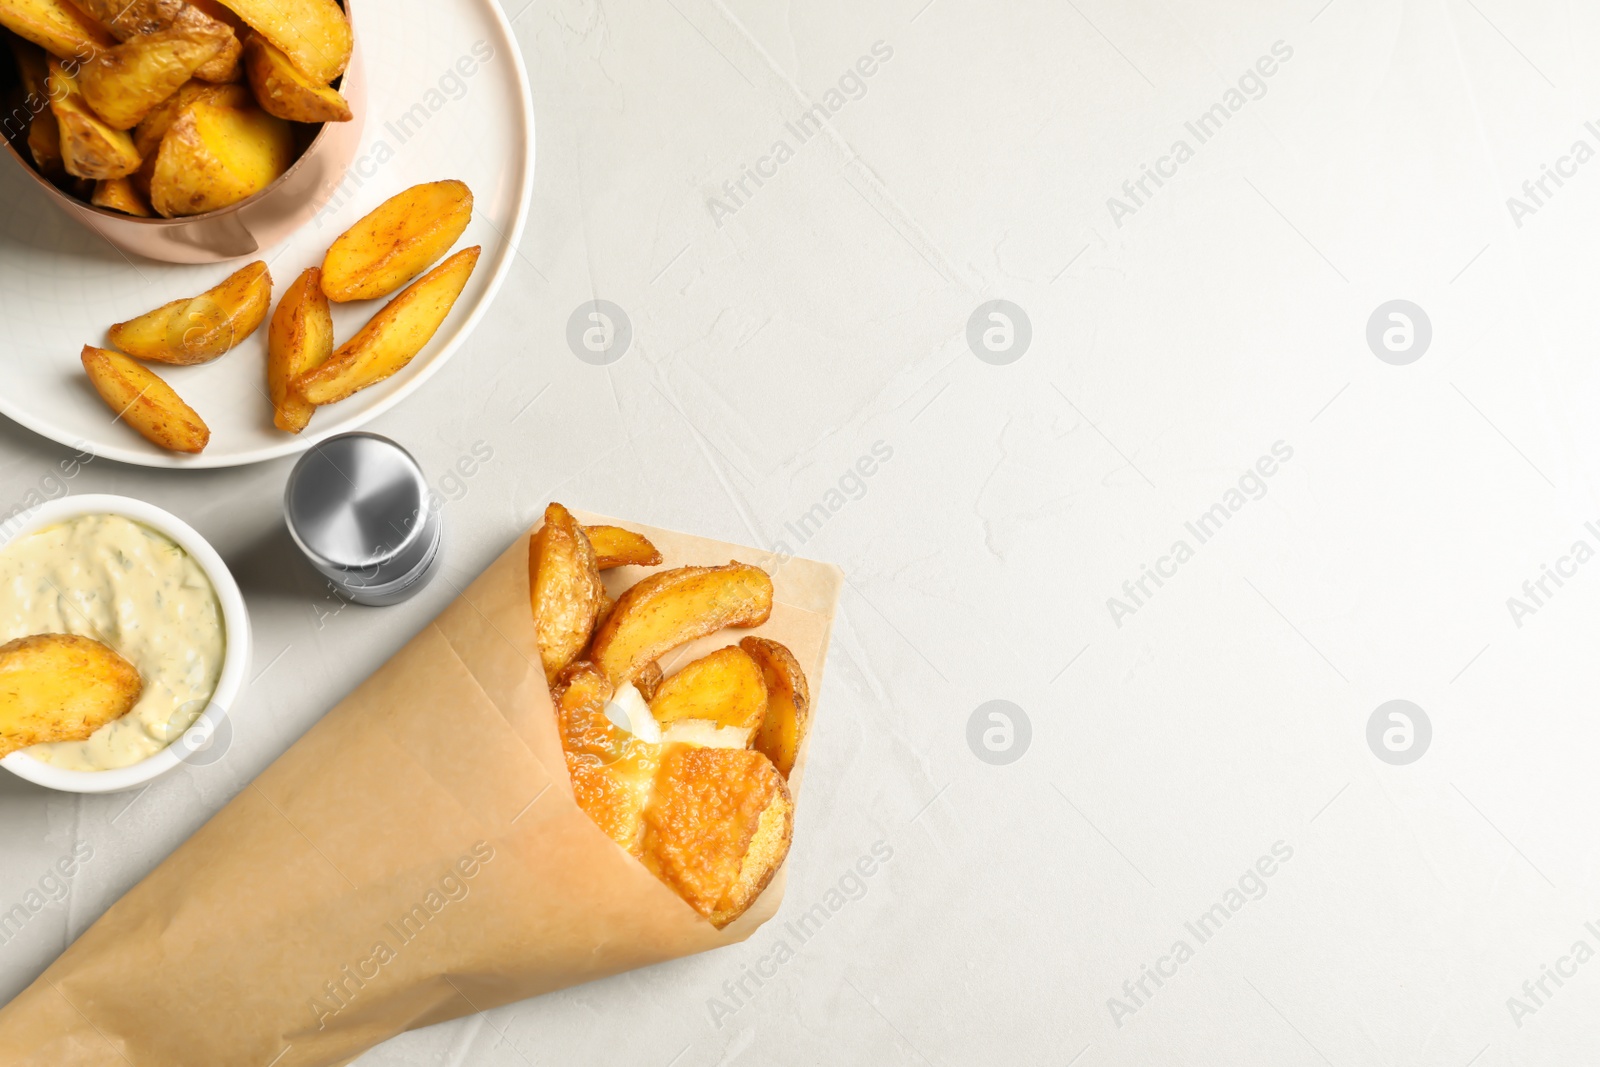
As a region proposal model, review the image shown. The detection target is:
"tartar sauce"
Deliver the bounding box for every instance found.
[0,514,225,771]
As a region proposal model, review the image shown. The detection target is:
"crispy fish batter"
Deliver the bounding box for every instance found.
[566,746,662,856]
[642,747,792,928]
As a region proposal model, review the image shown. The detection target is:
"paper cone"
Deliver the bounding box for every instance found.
[0,512,842,1066]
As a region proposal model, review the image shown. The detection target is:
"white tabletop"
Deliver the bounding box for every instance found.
[5,1,1600,1063]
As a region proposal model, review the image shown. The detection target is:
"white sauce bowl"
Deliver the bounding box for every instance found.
[0,495,251,794]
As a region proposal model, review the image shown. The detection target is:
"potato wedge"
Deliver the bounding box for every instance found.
[80,344,210,452]
[7,38,63,173]
[79,6,233,129]
[266,266,331,432]
[642,746,792,928]
[740,637,810,779]
[47,57,141,179]
[651,646,767,749]
[27,105,63,173]
[91,176,152,215]
[108,260,270,364]
[584,525,663,570]
[243,31,348,122]
[0,634,142,757]
[294,245,479,404]
[590,563,774,687]
[186,0,245,80]
[528,502,606,684]
[192,31,239,81]
[130,79,237,193]
[320,180,473,303]
[211,0,349,83]
[0,0,114,60]
[149,92,292,216]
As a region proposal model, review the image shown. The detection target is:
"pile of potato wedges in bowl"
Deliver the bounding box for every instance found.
[0,0,353,218]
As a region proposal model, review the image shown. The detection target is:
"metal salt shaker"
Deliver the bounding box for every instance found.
[284,432,442,607]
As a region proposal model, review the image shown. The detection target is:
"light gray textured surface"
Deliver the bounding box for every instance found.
[4,0,1600,1064]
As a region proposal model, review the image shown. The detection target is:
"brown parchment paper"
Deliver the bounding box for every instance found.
[0,511,843,1067]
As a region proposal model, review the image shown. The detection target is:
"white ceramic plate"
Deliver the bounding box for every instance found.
[0,0,533,469]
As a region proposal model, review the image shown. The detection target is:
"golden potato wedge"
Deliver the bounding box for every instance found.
[266,266,331,432]
[642,746,792,927]
[91,176,152,215]
[320,180,473,303]
[584,524,663,570]
[133,79,217,155]
[185,0,245,79]
[80,344,210,453]
[47,58,142,179]
[148,92,292,216]
[528,502,606,684]
[242,31,348,122]
[741,636,810,779]
[211,0,349,83]
[27,105,63,173]
[590,563,775,687]
[8,38,64,173]
[634,659,664,703]
[192,31,239,81]
[130,79,238,193]
[650,646,767,748]
[79,7,234,129]
[294,245,480,404]
[108,260,271,365]
[0,0,114,60]
[0,634,142,757]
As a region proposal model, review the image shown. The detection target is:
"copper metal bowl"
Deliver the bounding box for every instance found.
[0,10,364,265]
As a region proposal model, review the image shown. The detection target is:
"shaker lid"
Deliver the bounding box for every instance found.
[285,433,431,570]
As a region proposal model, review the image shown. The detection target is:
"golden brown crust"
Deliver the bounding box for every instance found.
[641,746,790,926]
[566,746,659,856]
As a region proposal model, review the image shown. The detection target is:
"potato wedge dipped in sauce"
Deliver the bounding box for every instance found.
[0,633,142,758]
